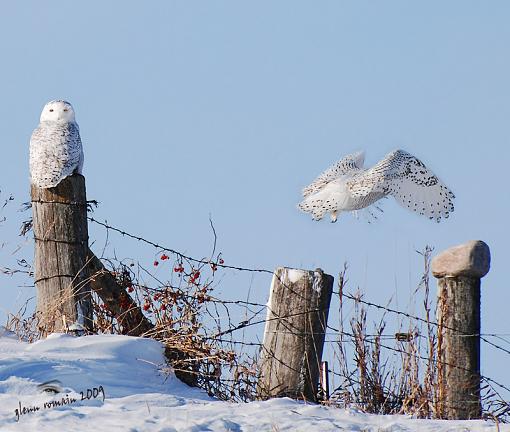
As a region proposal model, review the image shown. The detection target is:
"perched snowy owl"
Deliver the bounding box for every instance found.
[298,150,455,223]
[29,100,84,188]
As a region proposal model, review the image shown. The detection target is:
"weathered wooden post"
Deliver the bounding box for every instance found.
[32,174,93,334]
[431,240,490,420]
[257,267,334,401]
[319,361,330,401]
[86,250,153,336]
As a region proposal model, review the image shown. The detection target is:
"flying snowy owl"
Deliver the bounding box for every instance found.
[298,150,455,223]
[29,100,84,188]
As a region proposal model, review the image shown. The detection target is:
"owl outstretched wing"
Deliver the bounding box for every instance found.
[347,150,455,222]
[302,151,365,197]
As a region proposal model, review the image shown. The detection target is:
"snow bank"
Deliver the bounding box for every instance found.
[0,331,505,431]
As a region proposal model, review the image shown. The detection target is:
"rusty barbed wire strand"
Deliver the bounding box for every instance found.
[340,292,510,357]
[91,216,510,358]
[321,321,510,398]
[90,218,510,331]
[86,216,510,402]
[88,217,273,275]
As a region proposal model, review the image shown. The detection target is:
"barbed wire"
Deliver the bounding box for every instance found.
[340,292,510,357]
[203,306,510,398]
[88,217,273,275]
[357,330,510,396]
[87,215,510,400]
[90,217,510,337]
[207,322,510,398]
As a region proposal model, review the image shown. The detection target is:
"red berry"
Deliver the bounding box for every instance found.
[127,286,134,293]
[219,258,224,264]
[143,304,150,311]
[160,304,167,311]
[154,260,159,267]
[161,254,169,261]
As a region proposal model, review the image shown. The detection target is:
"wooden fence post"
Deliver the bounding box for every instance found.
[31,174,93,335]
[431,240,490,420]
[257,267,334,401]
[86,249,154,336]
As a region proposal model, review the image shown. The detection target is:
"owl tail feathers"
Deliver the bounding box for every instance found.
[298,197,331,221]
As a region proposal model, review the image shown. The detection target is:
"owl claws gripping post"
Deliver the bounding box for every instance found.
[29,100,84,188]
[298,150,455,223]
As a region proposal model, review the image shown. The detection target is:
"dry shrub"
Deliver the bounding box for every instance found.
[329,248,509,423]
[91,253,258,401]
[4,300,39,343]
[3,201,509,419]
[329,248,447,418]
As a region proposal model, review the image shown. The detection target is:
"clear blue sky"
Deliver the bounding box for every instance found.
[0,1,509,395]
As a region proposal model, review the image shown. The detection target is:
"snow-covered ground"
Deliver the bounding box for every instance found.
[0,330,505,432]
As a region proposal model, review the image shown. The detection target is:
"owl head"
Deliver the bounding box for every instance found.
[40,100,76,123]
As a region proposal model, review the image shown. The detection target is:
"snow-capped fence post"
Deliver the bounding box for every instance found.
[432,240,491,420]
[31,174,93,335]
[257,267,334,402]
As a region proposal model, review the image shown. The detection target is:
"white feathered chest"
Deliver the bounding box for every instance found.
[29,100,84,189]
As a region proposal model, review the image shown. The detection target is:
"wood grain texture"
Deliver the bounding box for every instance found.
[32,174,92,334]
[437,276,481,419]
[257,267,333,401]
[86,250,154,336]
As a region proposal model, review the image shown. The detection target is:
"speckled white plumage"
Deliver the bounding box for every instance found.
[29,100,84,188]
[298,150,455,223]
